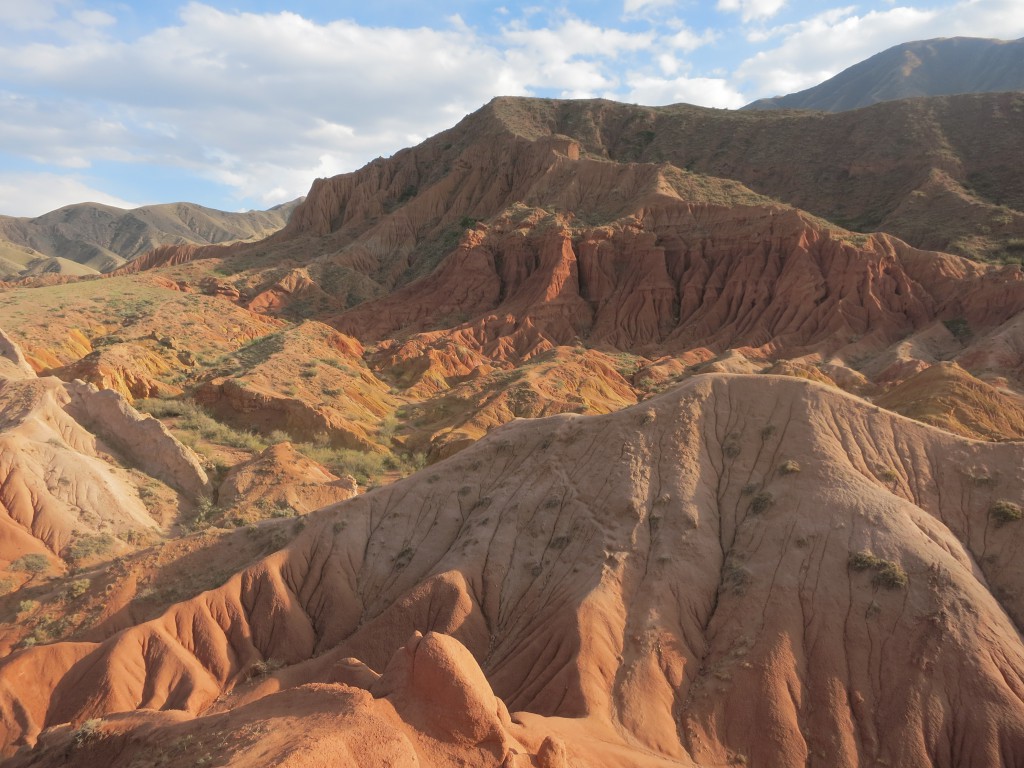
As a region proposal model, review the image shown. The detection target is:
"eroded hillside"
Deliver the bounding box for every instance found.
[3,376,1024,766]
[1,94,1024,767]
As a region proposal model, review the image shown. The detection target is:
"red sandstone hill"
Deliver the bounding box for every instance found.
[3,374,1024,766]
[4,94,1024,767]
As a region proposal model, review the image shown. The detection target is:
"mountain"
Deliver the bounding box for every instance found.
[2,94,1024,766]
[109,93,1023,268]
[0,198,303,280]
[744,36,1024,112]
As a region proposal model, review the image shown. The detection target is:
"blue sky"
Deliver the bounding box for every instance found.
[0,0,1021,217]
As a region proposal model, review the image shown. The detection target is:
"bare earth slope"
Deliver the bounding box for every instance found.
[2,375,1024,767]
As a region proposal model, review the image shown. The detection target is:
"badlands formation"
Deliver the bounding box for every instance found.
[0,94,1023,766]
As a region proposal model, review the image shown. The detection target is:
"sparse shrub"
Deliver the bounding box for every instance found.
[873,561,909,590]
[943,317,971,342]
[187,497,221,530]
[270,501,296,518]
[268,429,291,444]
[66,578,91,600]
[849,550,908,589]
[379,416,400,440]
[17,599,39,615]
[72,718,102,747]
[10,554,49,573]
[138,397,267,452]
[723,558,751,595]
[779,459,801,475]
[990,500,1023,526]
[550,535,571,550]
[760,424,777,441]
[394,547,415,569]
[64,534,115,564]
[291,443,386,484]
[749,491,773,514]
[849,550,881,571]
[879,467,900,483]
[249,658,284,680]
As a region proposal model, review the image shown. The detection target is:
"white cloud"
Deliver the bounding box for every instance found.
[0,4,529,211]
[0,172,141,217]
[717,0,788,22]
[667,25,718,51]
[626,74,747,108]
[0,0,59,30]
[624,0,677,14]
[501,17,654,95]
[72,9,115,28]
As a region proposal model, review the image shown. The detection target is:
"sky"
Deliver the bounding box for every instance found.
[0,0,1022,217]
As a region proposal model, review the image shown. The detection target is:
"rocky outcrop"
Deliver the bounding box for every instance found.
[45,343,182,401]
[0,328,35,379]
[63,382,209,498]
[0,376,159,566]
[335,197,1024,386]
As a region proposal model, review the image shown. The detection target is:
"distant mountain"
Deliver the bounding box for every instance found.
[0,198,303,279]
[744,36,1024,112]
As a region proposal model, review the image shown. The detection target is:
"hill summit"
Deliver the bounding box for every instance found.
[745,36,1024,112]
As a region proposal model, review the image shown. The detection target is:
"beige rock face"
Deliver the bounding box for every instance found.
[63,382,209,498]
[0,328,35,379]
[0,375,158,565]
[3,374,1024,766]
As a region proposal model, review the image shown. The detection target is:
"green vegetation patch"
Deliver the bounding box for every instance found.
[848,549,908,590]
[990,500,1023,526]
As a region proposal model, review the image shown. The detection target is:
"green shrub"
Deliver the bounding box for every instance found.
[66,578,91,600]
[137,398,266,452]
[873,561,909,589]
[879,467,900,483]
[64,534,114,564]
[848,550,881,571]
[10,554,49,573]
[749,491,773,514]
[943,317,971,342]
[849,550,908,589]
[990,500,1023,526]
[17,599,39,615]
[10,557,49,573]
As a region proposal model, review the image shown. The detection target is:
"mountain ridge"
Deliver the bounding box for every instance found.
[743,36,1024,112]
[0,198,303,280]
